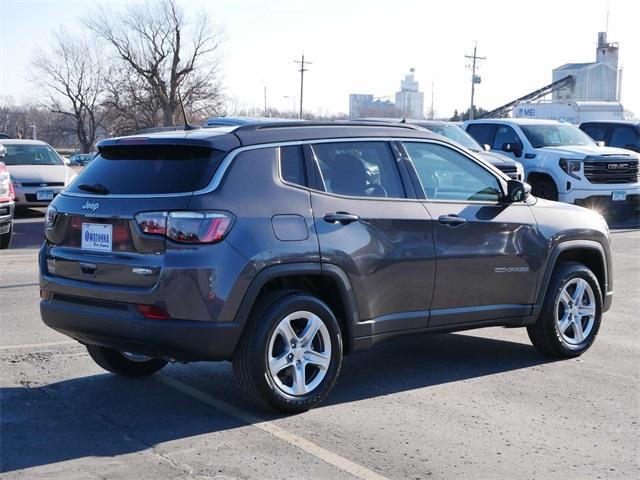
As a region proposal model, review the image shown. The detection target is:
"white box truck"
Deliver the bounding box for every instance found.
[513,101,624,124]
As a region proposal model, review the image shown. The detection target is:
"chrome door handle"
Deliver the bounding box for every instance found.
[437,215,467,227]
[323,212,360,225]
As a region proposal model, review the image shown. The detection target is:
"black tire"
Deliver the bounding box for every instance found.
[233,290,343,413]
[530,177,558,201]
[527,262,602,358]
[0,224,12,249]
[86,345,168,376]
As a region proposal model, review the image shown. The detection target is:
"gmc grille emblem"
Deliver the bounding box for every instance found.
[607,163,629,170]
[82,201,100,211]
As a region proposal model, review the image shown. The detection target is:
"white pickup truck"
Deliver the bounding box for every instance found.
[463,118,639,221]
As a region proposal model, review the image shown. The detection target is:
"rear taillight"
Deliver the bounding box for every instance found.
[45,205,58,230]
[135,211,234,244]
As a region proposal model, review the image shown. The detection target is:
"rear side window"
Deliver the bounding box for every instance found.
[466,124,496,147]
[67,145,224,195]
[311,141,405,199]
[279,145,306,187]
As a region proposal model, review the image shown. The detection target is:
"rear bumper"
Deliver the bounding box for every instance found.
[40,295,242,361]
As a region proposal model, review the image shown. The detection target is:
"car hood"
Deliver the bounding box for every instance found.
[538,145,637,158]
[7,165,71,184]
[474,150,519,167]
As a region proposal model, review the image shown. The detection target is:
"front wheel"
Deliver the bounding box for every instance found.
[527,262,602,357]
[86,345,168,376]
[233,291,343,413]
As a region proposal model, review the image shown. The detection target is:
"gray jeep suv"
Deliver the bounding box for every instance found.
[40,122,613,412]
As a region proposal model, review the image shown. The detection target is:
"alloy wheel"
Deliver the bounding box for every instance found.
[266,311,332,396]
[555,278,596,345]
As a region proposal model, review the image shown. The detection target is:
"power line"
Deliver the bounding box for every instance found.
[294,54,312,119]
[465,42,486,120]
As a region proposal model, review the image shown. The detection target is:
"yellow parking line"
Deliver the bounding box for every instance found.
[156,374,389,480]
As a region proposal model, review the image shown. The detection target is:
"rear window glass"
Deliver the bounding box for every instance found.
[67,145,225,195]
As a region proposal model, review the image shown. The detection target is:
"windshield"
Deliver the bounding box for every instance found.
[520,124,596,148]
[0,144,64,166]
[425,124,482,150]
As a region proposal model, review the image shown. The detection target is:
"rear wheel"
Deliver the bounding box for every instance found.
[530,177,558,201]
[86,345,168,376]
[527,262,602,357]
[0,224,12,249]
[233,291,343,413]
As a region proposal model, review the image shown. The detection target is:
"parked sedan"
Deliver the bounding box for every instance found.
[0,139,77,208]
[0,150,15,248]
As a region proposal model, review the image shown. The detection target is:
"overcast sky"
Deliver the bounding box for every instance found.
[0,0,638,118]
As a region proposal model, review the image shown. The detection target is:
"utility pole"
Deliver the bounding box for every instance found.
[465,42,486,120]
[30,122,37,140]
[264,85,268,117]
[429,80,435,120]
[294,54,312,119]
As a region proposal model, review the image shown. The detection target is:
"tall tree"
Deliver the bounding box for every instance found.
[31,29,107,152]
[86,0,222,127]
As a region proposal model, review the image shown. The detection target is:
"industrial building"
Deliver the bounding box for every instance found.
[348,69,425,119]
[553,32,621,102]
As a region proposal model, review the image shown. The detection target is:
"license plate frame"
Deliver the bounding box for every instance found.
[611,191,627,201]
[81,223,113,252]
[36,190,54,201]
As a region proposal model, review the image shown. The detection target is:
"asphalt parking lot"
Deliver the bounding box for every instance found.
[1,210,639,479]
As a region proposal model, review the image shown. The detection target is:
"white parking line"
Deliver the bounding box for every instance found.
[0,340,77,351]
[156,374,389,480]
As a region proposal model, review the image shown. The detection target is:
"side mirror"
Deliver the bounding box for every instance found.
[505,179,531,203]
[483,144,491,151]
[596,140,606,147]
[0,144,6,158]
[502,142,523,157]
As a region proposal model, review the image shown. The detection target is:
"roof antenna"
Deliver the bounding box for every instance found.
[177,90,196,130]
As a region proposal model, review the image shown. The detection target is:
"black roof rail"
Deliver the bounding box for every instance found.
[233,120,424,132]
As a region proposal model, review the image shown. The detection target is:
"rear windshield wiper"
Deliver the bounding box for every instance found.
[78,183,109,194]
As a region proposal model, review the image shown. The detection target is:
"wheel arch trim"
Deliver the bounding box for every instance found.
[233,262,359,351]
[533,239,610,318]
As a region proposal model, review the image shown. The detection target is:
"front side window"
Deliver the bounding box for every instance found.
[492,125,522,151]
[403,142,502,202]
[1,144,64,166]
[465,124,496,147]
[311,141,405,199]
[581,124,608,142]
[520,124,595,148]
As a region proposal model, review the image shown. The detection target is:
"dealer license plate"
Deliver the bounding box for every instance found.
[81,223,113,252]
